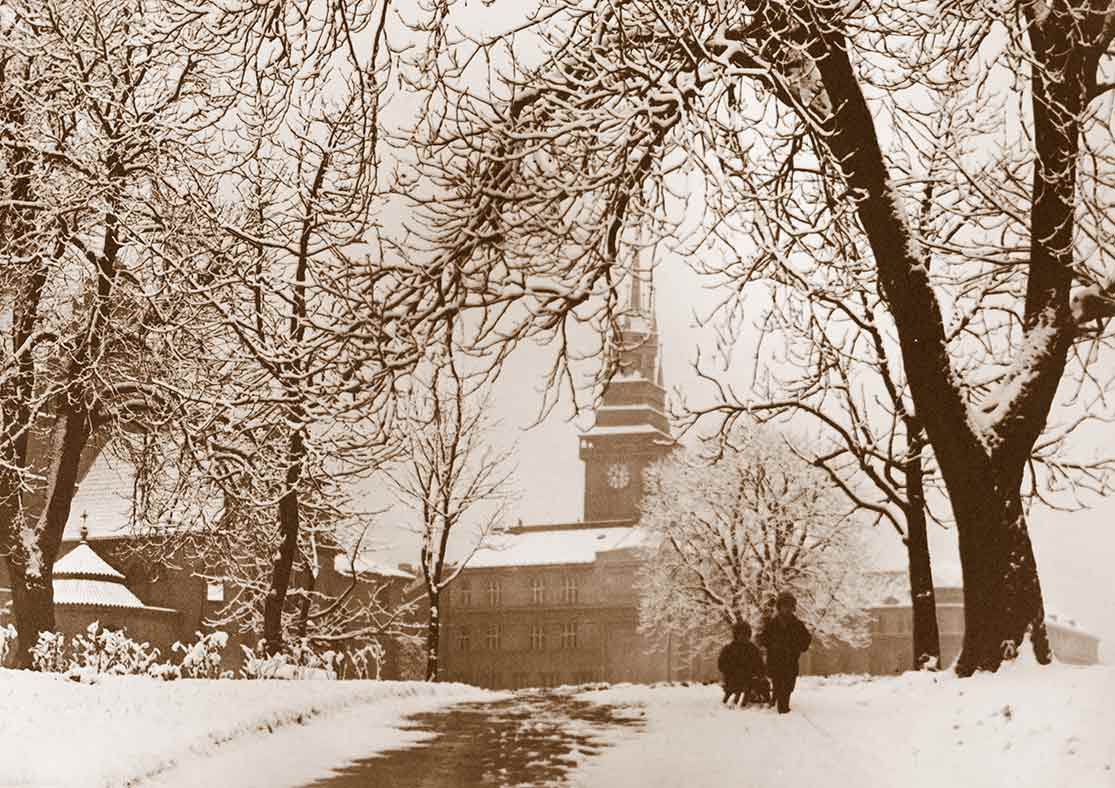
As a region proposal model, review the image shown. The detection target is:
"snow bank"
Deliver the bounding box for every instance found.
[0,670,494,787]
[571,661,1115,788]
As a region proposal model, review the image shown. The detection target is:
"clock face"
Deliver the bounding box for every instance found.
[607,462,631,489]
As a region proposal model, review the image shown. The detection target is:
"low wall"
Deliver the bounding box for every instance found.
[55,605,183,658]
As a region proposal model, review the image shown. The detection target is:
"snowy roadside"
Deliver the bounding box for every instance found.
[0,669,497,788]
[569,659,1115,788]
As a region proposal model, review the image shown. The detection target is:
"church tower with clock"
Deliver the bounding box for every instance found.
[578,269,675,522]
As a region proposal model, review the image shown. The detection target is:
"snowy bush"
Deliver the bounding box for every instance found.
[172,631,229,679]
[239,644,287,679]
[240,640,339,680]
[70,622,160,676]
[31,631,68,673]
[342,641,386,680]
[147,661,181,681]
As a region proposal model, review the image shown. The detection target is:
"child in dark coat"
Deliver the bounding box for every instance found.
[759,591,812,714]
[718,621,765,707]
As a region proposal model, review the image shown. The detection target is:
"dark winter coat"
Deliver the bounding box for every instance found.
[717,639,764,691]
[759,614,812,677]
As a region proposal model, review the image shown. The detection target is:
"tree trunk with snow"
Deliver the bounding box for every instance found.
[952,487,1051,675]
[425,595,440,682]
[9,409,94,668]
[262,432,305,656]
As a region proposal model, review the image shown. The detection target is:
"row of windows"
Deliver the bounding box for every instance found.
[453,575,581,608]
[454,622,581,651]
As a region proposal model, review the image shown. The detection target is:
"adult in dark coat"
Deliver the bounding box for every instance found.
[759,591,812,714]
[717,621,764,707]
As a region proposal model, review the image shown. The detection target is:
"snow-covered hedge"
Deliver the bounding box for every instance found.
[15,624,389,682]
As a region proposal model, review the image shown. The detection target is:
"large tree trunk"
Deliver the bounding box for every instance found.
[262,431,304,656]
[953,486,1051,677]
[425,594,440,681]
[9,410,93,668]
[6,558,56,669]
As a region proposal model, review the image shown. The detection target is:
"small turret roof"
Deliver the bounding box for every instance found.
[53,542,126,582]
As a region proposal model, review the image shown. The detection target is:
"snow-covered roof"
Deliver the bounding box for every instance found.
[53,543,126,581]
[63,454,136,540]
[468,525,647,568]
[595,403,669,418]
[864,562,965,604]
[1045,610,1095,638]
[578,424,673,440]
[52,578,145,609]
[333,554,414,580]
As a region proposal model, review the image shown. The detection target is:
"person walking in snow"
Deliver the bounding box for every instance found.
[718,621,765,707]
[759,591,812,714]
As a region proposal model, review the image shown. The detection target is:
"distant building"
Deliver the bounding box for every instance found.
[438,298,1101,689]
[0,454,417,674]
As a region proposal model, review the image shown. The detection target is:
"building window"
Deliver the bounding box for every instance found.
[485,623,502,650]
[562,575,579,604]
[531,576,545,605]
[530,623,546,651]
[206,581,224,602]
[486,578,502,607]
[457,578,472,608]
[561,622,578,649]
[456,627,470,652]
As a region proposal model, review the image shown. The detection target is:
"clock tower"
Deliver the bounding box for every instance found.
[579,269,674,522]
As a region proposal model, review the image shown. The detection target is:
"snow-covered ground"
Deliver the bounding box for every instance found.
[571,657,1115,788]
[0,670,495,788]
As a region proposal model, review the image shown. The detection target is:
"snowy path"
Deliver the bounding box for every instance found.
[143,689,642,788]
[0,671,493,788]
[568,688,887,788]
[301,690,643,787]
[570,663,1115,788]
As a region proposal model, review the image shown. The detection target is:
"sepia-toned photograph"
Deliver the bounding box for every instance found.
[0,0,1112,786]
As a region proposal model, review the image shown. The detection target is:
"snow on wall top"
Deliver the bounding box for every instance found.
[333,554,414,580]
[468,525,647,568]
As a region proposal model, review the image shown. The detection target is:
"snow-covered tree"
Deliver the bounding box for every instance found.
[386,332,517,681]
[0,0,230,666]
[121,0,411,655]
[403,0,1115,674]
[637,425,872,660]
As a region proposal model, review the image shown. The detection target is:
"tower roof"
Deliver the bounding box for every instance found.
[53,542,127,582]
[52,531,146,608]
